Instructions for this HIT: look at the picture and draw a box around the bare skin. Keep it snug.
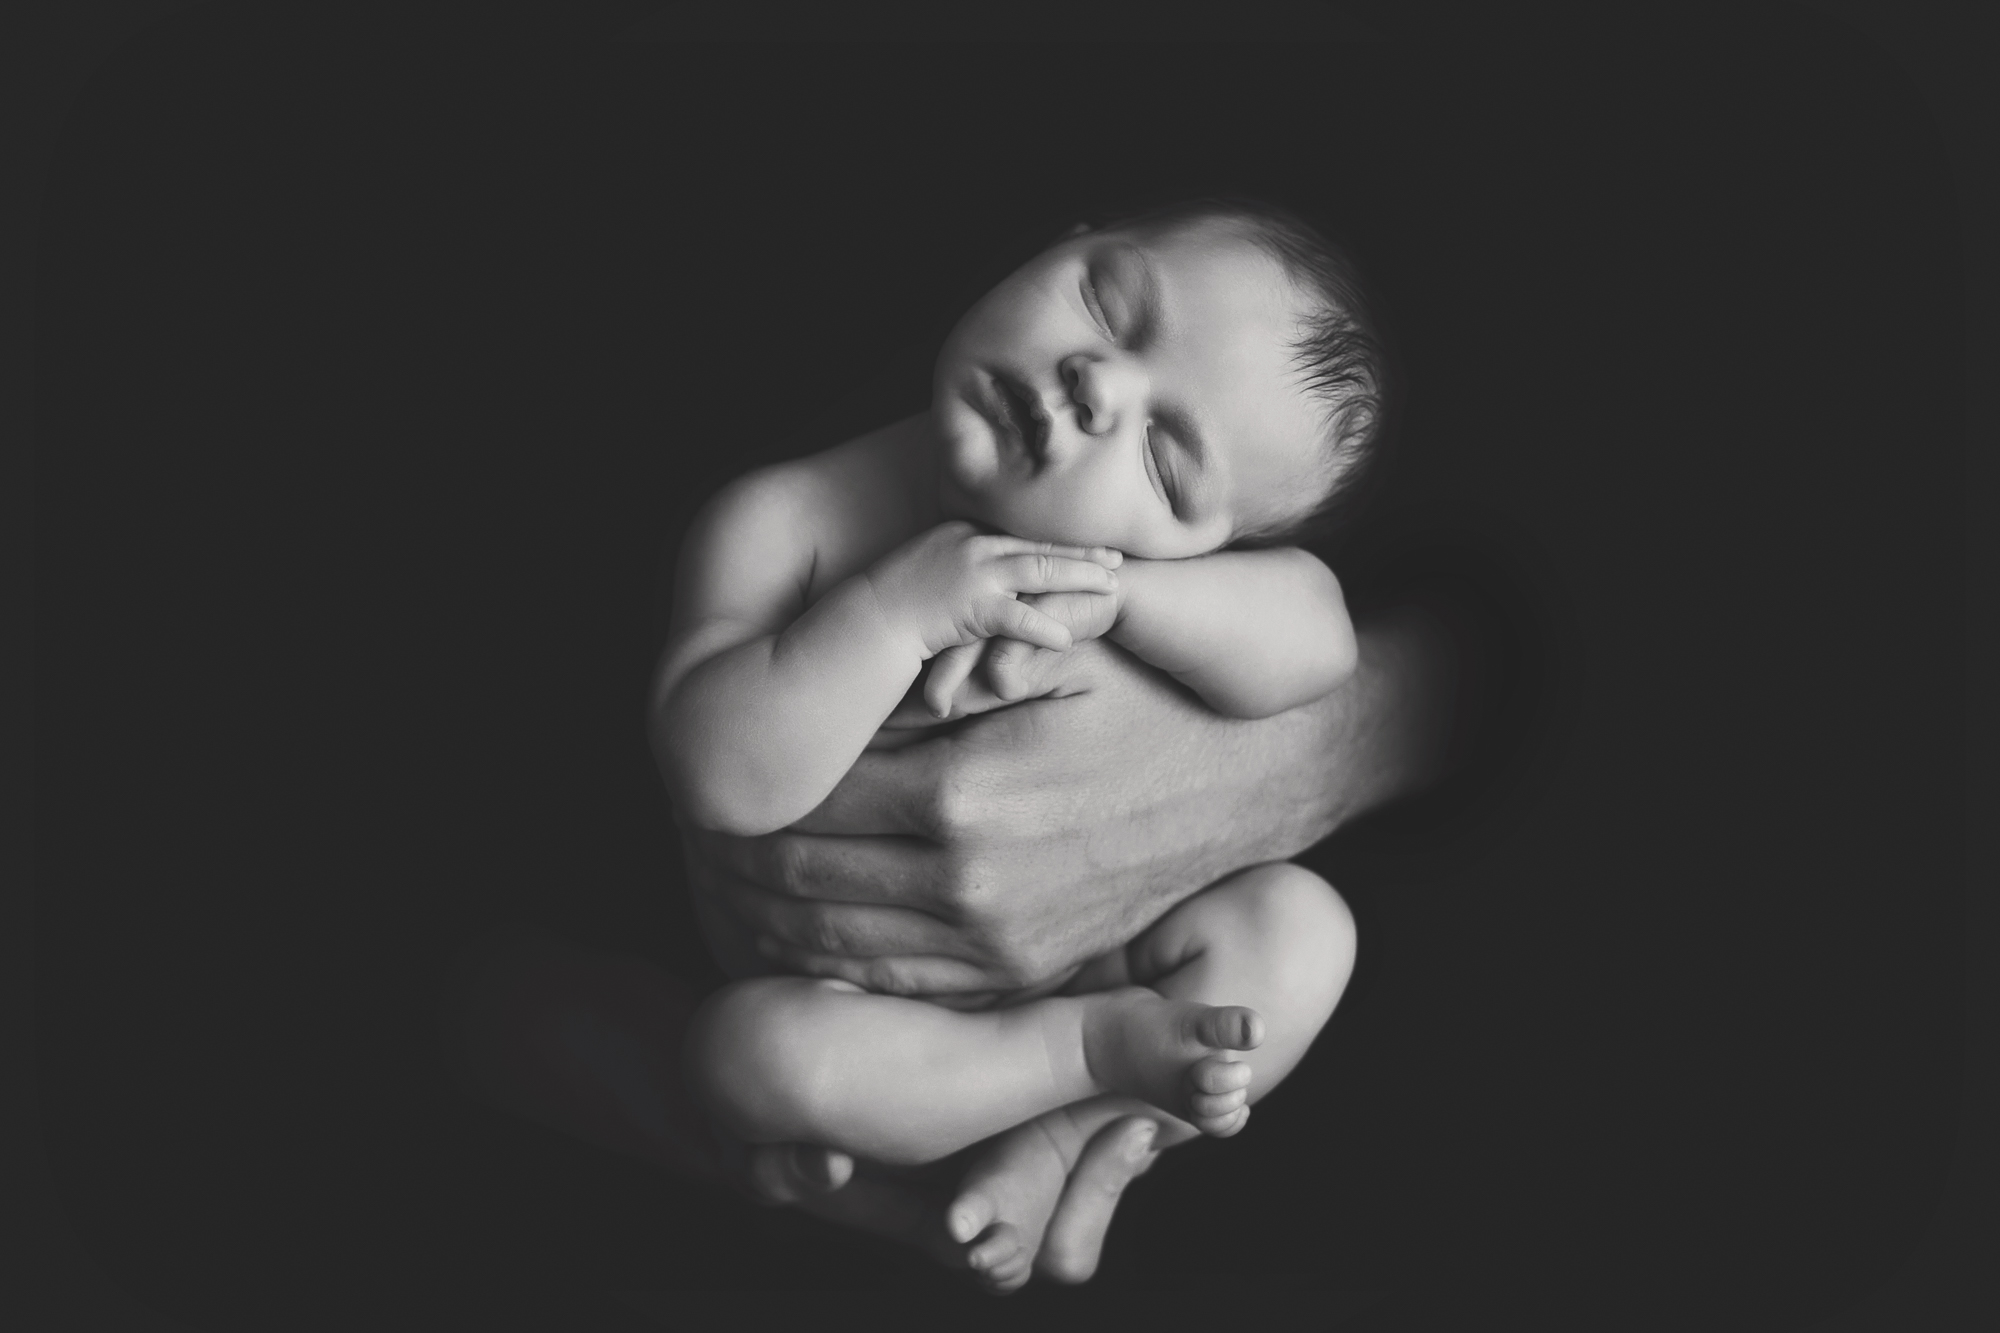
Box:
[688,861,1352,1162]
[437,926,1171,1282]
[678,611,1450,1288]
[440,608,1450,1287]
[444,219,1455,1287]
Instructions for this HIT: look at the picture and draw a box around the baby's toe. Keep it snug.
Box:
[1201,1104,1251,1138]
[1191,1054,1254,1095]
[968,1223,1024,1275]
[948,1191,999,1245]
[1193,1005,1264,1051]
[978,1251,1034,1294]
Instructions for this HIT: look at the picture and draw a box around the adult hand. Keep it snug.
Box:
[685,609,1451,997]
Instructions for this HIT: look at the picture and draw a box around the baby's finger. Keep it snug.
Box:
[1018,589,1121,643]
[984,535,1123,568]
[924,641,985,718]
[989,599,1073,653]
[996,553,1118,596]
[984,637,1048,702]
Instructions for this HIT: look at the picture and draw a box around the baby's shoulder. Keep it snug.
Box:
[684,436,914,600]
[693,457,822,544]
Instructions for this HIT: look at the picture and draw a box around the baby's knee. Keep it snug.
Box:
[1219,864,1357,1009]
[1211,861,1348,934]
[684,977,841,1144]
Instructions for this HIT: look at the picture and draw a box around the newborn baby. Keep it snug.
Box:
[652,197,1386,1291]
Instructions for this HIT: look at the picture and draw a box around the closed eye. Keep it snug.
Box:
[1080,273,1115,339]
[1143,424,1178,514]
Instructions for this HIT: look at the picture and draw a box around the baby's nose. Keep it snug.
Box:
[1061,355,1116,436]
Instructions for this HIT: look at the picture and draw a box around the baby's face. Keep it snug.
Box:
[932,217,1328,559]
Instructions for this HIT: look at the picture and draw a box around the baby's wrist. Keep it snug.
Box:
[1104,558,1156,626]
[850,571,936,665]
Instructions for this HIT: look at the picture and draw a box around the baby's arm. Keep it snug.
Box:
[1108,546,1357,718]
[651,469,1118,836]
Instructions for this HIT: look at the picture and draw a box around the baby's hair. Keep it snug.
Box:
[1087,195,1392,549]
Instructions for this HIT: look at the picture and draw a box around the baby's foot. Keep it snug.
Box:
[1186,1052,1255,1137]
[946,1117,1073,1293]
[1081,989,1263,1135]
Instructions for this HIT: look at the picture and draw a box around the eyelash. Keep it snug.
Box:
[1145,425,1179,515]
[1081,273,1114,338]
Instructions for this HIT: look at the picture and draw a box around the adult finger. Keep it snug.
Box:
[718,875,966,958]
[690,827,942,906]
[755,940,1004,996]
[783,746,957,838]
[1035,1117,1159,1285]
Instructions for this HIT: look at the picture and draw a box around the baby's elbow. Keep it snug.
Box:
[670,773,789,839]
[656,752,780,836]
[655,721,792,837]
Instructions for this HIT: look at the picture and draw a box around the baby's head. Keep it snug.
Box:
[932,196,1389,559]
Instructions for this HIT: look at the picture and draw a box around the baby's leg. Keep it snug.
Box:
[685,976,1259,1168]
[946,1093,1185,1292]
[943,866,1353,1281]
[1125,860,1357,1134]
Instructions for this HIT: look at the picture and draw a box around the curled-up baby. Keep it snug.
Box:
[653,197,1387,1292]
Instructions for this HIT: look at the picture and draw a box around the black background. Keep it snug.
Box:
[22,2,1982,1329]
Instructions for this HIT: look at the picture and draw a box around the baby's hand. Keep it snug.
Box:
[983,591,1123,703]
[867,521,1121,664]
[919,588,1126,719]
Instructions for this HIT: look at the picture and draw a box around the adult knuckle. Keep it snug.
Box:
[932,846,990,911]
[923,770,984,840]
